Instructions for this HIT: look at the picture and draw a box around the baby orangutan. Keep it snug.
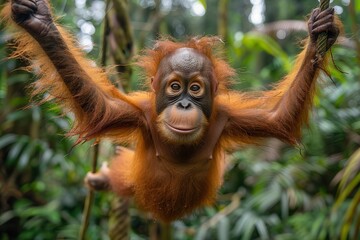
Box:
[4,0,340,222]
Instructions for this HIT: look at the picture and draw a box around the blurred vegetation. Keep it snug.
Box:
[1,0,360,239]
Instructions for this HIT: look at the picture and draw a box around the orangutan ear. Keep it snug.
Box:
[214,82,219,94]
[151,77,156,92]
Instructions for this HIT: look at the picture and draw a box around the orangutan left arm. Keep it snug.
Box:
[221,8,340,144]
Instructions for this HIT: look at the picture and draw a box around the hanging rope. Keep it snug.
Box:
[317,0,330,57]
[107,0,134,238]
[108,198,130,240]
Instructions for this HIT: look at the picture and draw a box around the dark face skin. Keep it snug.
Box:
[152,48,215,144]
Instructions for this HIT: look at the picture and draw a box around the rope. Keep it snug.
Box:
[317,0,330,57]
[107,0,134,237]
[108,198,130,240]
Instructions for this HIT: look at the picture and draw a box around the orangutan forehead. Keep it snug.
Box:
[167,48,212,75]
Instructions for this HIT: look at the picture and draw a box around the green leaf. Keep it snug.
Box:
[41,148,54,164]
[217,217,230,240]
[7,136,28,166]
[0,211,15,225]
[256,220,269,239]
[341,190,360,240]
[6,110,30,122]
[339,148,360,191]
[242,32,291,71]
[0,134,17,149]
[195,226,208,240]
[18,142,35,170]
[243,216,256,240]
[310,213,325,239]
[355,1,360,14]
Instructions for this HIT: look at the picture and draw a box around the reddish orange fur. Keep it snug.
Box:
[217,46,328,149]
[108,147,135,196]
[1,3,141,143]
[129,137,226,221]
[2,1,339,222]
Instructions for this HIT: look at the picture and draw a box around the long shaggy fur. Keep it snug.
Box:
[1,2,140,143]
[216,44,329,149]
[2,0,338,223]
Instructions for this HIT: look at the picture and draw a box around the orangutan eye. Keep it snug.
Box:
[189,81,205,98]
[190,84,201,92]
[166,81,183,96]
[171,83,181,91]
